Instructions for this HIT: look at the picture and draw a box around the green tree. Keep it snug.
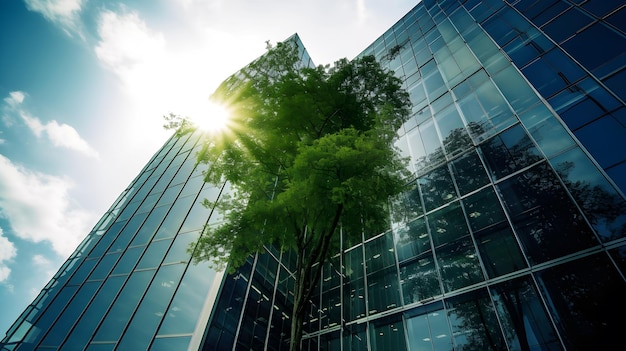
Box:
[171,41,411,350]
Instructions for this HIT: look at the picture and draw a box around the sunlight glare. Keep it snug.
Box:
[192,101,231,133]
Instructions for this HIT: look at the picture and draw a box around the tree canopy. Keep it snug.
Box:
[182,41,411,350]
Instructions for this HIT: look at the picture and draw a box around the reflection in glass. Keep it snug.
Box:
[490,276,563,351]
[367,267,401,314]
[419,165,457,211]
[428,202,469,247]
[394,217,431,262]
[551,147,626,242]
[400,254,441,304]
[474,223,527,278]
[535,254,626,349]
[405,304,453,351]
[116,264,185,350]
[450,151,490,196]
[446,289,506,351]
[463,187,506,232]
[497,163,598,264]
[480,124,542,181]
[369,315,407,351]
[436,237,484,292]
[158,262,217,335]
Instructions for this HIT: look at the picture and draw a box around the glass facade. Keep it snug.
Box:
[3,1,626,350]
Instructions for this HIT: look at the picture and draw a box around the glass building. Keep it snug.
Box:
[3,0,626,350]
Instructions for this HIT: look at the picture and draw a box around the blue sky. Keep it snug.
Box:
[0,0,418,337]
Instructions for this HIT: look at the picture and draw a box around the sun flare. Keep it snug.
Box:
[191,101,231,133]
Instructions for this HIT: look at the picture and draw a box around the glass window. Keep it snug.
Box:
[463,187,506,233]
[574,114,626,169]
[390,182,423,226]
[561,22,626,75]
[394,217,431,262]
[343,323,367,351]
[88,253,120,281]
[111,246,143,275]
[518,103,575,157]
[136,239,172,270]
[149,336,192,351]
[551,147,626,242]
[153,195,196,240]
[474,223,527,278]
[128,206,168,247]
[435,103,472,158]
[428,201,469,247]
[535,253,626,350]
[116,264,185,351]
[369,315,407,351]
[108,212,148,252]
[446,289,506,351]
[450,150,490,196]
[479,124,543,181]
[492,66,541,115]
[419,118,445,169]
[490,276,562,351]
[405,304,453,351]
[419,165,457,211]
[41,281,100,347]
[89,220,126,257]
[497,163,598,264]
[365,232,396,274]
[60,276,125,351]
[436,237,484,292]
[344,276,366,321]
[400,253,441,304]
[92,269,155,342]
[367,266,401,314]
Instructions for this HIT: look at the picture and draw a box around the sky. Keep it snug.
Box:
[0,0,418,337]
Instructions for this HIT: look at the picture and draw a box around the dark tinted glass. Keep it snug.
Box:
[400,253,441,304]
[535,253,626,350]
[497,163,598,264]
[490,276,563,351]
[474,223,527,278]
[463,187,506,232]
[367,266,401,314]
[436,237,484,292]
[394,217,431,262]
[419,165,457,211]
[450,150,490,195]
[446,289,506,351]
[480,124,542,180]
[428,201,469,247]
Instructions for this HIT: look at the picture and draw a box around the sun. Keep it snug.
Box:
[191,101,231,133]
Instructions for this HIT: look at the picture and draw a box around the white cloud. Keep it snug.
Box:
[5,91,25,107]
[95,10,166,74]
[2,91,99,158]
[24,0,85,39]
[0,155,96,257]
[0,227,17,283]
[19,112,99,158]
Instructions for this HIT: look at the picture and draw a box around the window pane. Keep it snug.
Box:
[436,237,484,292]
[480,124,543,181]
[474,223,527,278]
[450,150,490,196]
[116,264,185,351]
[369,315,407,351]
[428,202,469,247]
[463,187,506,233]
[551,147,626,242]
[367,266,401,314]
[490,276,562,351]
[419,165,457,211]
[400,253,441,304]
[497,163,599,264]
[446,289,506,351]
[394,217,431,262]
[535,253,626,350]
